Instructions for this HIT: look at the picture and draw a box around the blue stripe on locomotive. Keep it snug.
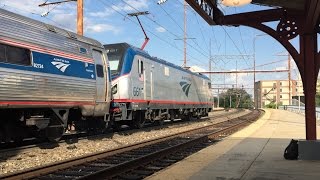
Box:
[114,45,210,81]
[0,51,96,80]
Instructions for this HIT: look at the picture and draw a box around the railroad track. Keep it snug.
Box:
[0,109,262,180]
[0,109,240,154]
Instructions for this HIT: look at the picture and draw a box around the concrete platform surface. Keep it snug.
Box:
[147,109,320,180]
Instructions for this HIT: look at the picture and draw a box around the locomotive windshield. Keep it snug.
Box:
[108,53,121,75]
[104,44,126,77]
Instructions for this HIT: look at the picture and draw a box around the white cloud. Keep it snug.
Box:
[110,0,148,12]
[0,0,120,35]
[275,66,287,70]
[89,7,114,18]
[122,0,148,11]
[156,27,166,33]
[89,0,149,18]
[0,0,43,15]
[86,24,120,34]
[51,13,77,31]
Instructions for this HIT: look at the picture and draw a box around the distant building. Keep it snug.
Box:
[254,80,304,108]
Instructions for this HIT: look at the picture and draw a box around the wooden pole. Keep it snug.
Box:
[77,0,83,35]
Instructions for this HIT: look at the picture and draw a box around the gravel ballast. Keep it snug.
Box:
[0,109,250,175]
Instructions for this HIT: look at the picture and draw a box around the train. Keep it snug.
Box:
[0,8,212,143]
[105,43,212,129]
[0,8,112,142]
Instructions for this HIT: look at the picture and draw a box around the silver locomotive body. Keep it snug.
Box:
[105,43,212,128]
[0,9,111,142]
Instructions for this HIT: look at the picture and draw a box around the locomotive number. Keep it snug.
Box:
[33,63,44,69]
[133,87,143,96]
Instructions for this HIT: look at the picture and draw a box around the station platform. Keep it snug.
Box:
[147,109,320,180]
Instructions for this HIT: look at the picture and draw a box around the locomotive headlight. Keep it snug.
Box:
[112,84,118,94]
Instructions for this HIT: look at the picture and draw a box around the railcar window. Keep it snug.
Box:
[138,60,144,75]
[141,61,144,73]
[164,66,169,76]
[96,64,104,78]
[0,43,31,65]
[6,46,31,65]
[0,44,5,62]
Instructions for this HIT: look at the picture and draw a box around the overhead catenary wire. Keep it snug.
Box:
[118,0,211,60]
[2,0,202,66]
[221,26,251,67]
[153,0,210,64]
[153,0,203,63]
[0,2,72,30]
[97,0,206,66]
[192,10,210,52]
[167,0,232,69]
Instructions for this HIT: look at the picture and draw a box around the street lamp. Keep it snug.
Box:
[253,34,267,109]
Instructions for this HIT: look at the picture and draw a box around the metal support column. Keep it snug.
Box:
[300,33,318,140]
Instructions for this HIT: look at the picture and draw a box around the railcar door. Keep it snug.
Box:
[93,50,108,116]
[141,60,152,100]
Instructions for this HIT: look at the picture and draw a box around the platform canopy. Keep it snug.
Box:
[252,0,304,10]
[185,0,320,140]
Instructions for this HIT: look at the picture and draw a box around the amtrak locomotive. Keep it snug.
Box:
[0,9,111,142]
[105,43,213,128]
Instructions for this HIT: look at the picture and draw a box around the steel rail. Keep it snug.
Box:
[80,110,262,179]
[0,108,233,154]
[0,109,260,180]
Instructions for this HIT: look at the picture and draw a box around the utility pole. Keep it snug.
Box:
[38,0,83,35]
[288,52,291,105]
[236,59,238,88]
[217,88,220,108]
[229,94,232,108]
[183,0,187,67]
[174,1,194,68]
[209,39,212,82]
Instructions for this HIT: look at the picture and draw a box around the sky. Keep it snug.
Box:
[0,0,303,96]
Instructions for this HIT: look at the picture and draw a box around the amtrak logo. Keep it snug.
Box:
[51,61,70,72]
[179,81,191,97]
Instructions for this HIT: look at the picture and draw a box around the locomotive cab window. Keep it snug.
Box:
[0,43,31,65]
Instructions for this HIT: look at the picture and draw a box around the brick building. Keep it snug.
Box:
[254,80,304,108]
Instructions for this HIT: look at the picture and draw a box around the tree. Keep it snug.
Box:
[218,88,253,109]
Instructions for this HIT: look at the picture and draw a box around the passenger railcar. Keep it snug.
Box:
[105,43,213,128]
[0,9,111,142]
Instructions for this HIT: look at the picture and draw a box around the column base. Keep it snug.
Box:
[298,140,320,160]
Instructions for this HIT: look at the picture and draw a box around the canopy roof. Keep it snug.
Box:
[185,0,320,140]
[252,0,305,10]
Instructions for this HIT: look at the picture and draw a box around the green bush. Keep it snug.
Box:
[264,102,278,109]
